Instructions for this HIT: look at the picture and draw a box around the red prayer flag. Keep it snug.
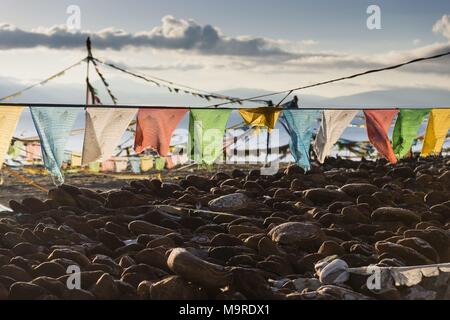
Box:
[364,109,399,164]
[134,108,188,156]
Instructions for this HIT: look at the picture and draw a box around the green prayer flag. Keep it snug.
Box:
[154,157,166,170]
[392,109,431,159]
[188,109,232,165]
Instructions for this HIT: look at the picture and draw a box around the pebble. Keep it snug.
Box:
[371,207,421,225]
[268,222,324,249]
[208,193,250,212]
[315,259,349,285]
[0,158,448,300]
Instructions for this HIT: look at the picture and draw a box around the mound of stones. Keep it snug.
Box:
[0,156,449,300]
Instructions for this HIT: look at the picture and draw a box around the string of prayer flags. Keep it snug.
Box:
[281,109,320,171]
[363,109,398,164]
[239,107,281,131]
[90,58,118,104]
[134,108,188,156]
[29,107,79,185]
[188,109,232,165]
[421,109,450,156]
[0,107,24,168]
[314,110,359,163]
[392,109,431,159]
[82,107,137,165]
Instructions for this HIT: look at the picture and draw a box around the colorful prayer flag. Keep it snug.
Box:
[314,110,358,163]
[0,107,23,167]
[392,109,430,159]
[188,109,232,165]
[134,108,187,156]
[364,109,398,164]
[141,156,154,172]
[82,107,137,165]
[30,107,79,185]
[421,109,450,156]
[239,107,281,131]
[281,109,320,171]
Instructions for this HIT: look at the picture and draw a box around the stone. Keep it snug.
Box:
[403,228,450,262]
[375,241,434,265]
[208,193,250,212]
[317,285,371,300]
[316,259,349,285]
[402,285,437,300]
[268,222,324,249]
[62,289,96,300]
[32,277,68,297]
[9,282,46,300]
[425,191,449,206]
[340,183,378,197]
[258,237,285,257]
[97,229,124,250]
[135,248,169,272]
[48,188,78,207]
[304,188,350,205]
[341,206,371,224]
[12,242,40,256]
[150,276,206,300]
[388,167,415,179]
[210,233,243,247]
[105,190,149,208]
[0,264,32,282]
[47,249,91,267]
[371,207,421,225]
[292,278,321,292]
[185,175,214,191]
[230,267,276,299]
[318,241,345,257]
[32,262,66,278]
[0,282,8,299]
[128,220,173,236]
[167,248,232,289]
[91,273,120,300]
[136,280,152,299]
[397,237,440,263]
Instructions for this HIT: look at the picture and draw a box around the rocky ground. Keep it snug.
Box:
[0,157,449,300]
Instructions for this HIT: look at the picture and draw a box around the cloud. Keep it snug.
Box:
[0,15,302,58]
[0,14,449,78]
[433,14,450,39]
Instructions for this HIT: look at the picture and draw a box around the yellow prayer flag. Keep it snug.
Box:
[141,156,154,172]
[71,153,82,167]
[421,109,450,157]
[239,107,282,131]
[0,107,23,167]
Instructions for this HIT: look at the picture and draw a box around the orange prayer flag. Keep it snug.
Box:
[364,109,398,164]
[134,108,188,156]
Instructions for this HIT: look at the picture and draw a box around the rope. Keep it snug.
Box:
[93,57,254,104]
[203,50,450,108]
[2,166,49,193]
[0,102,449,110]
[0,58,86,102]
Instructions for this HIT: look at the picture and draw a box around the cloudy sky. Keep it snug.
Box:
[0,0,450,107]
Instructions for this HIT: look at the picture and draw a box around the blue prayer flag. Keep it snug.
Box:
[281,109,321,171]
[30,107,80,185]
